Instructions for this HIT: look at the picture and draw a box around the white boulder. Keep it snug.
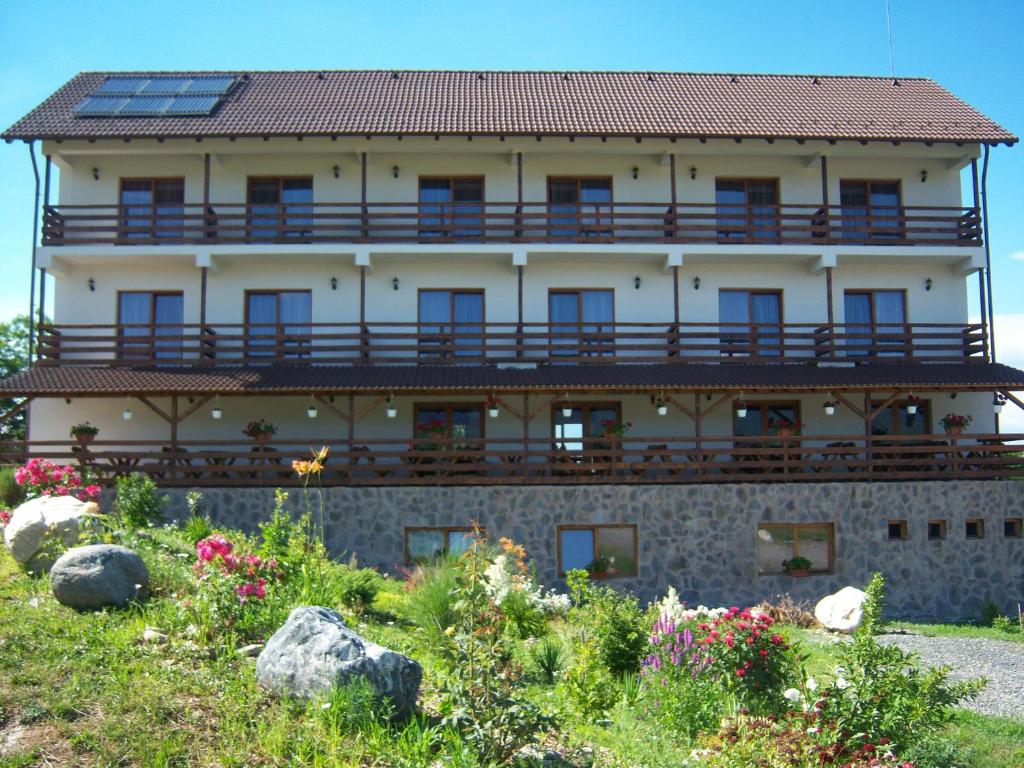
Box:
[814,586,867,633]
[3,495,101,570]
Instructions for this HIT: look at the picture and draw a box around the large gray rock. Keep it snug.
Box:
[815,586,867,633]
[3,496,101,571]
[256,606,422,716]
[50,544,149,610]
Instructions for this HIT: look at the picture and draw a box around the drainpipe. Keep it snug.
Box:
[26,141,41,363]
[980,144,996,363]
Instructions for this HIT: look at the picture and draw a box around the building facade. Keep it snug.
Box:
[2,71,1022,617]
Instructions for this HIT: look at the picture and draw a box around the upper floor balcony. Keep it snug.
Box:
[41,199,981,248]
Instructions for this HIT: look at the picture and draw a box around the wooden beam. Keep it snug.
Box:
[177,395,213,423]
[831,392,864,419]
[702,392,733,419]
[868,392,902,421]
[314,394,350,423]
[1000,390,1024,412]
[528,394,562,422]
[137,396,172,423]
[0,397,32,429]
[354,395,387,423]
[664,394,695,421]
[347,393,355,451]
[495,396,525,422]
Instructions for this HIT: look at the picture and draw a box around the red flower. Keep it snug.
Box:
[735,668,746,678]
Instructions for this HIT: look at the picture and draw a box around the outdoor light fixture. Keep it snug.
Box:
[906,397,918,415]
[924,278,933,291]
[631,166,639,180]
[634,275,642,290]
[735,394,747,419]
[693,276,701,290]
[88,278,96,292]
[211,406,223,420]
[332,165,340,178]
[392,165,400,179]
[562,396,573,419]
[823,398,836,416]
[689,166,697,180]
[654,393,668,416]
[307,401,318,419]
[330,276,338,290]
[92,167,99,181]
[386,396,397,419]
[487,395,500,419]
[392,277,399,291]
[122,407,133,421]
[994,394,1006,414]
[920,169,928,183]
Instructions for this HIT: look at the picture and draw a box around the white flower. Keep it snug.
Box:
[806,726,819,734]
[783,688,803,703]
[835,676,849,690]
[806,677,818,692]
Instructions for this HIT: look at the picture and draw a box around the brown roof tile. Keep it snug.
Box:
[3,363,1023,396]
[3,70,1016,145]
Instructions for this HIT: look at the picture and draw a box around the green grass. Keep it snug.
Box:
[945,710,1024,768]
[884,620,1024,644]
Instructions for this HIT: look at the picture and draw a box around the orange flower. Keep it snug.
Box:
[294,446,329,477]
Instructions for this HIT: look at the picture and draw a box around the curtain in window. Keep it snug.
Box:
[560,529,595,572]
[844,293,872,357]
[874,291,906,357]
[280,292,312,357]
[452,292,484,358]
[748,181,778,240]
[153,181,184,238]
[119,292,151,357]
[718,290,749,350]
[579,180,612,235]
[549,180,579,237]
[550,292,579,358]
[839,182,869,240]
[869,183,901,239]
[582,290,613,357]
[419,179,450,237]
[153,294,183,360]
[281,180,313,237]
[751,293,781,356]
[247,180,280,240]
[247,293,278,356]
[418,290,451,357]
[715,180,746,239]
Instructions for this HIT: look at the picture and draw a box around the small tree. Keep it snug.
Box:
[0,315,35,441]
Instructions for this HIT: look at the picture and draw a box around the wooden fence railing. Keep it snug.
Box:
[35,321,987,366]
[42,202,981,247]
[2,433,1019,487]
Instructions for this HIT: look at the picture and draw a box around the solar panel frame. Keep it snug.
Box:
[94,78,147,95]
[73,96,131,116]
[73,75,238,118]
[138,78,192,95]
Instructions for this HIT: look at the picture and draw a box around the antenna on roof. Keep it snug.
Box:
[884,0,896,79]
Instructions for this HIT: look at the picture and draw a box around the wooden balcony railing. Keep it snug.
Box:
[1,433,1019,487]
[41,202,982,247]
[34,321,988,367]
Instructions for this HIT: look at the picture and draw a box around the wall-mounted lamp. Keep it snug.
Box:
[386,396,397,419]
[631,166,639,180]
[924,278,933,292]
[692,276,701,291]
[392,165,400,179]
[87,278,96,292]
[392,277,399,291]
[689,166,697,180]
[735,394,747,419]
[330,276,338,291]
[634,275,642,290]
[92,167,99,181]
[920,169,928,183]
[993,394,1006,414]
[332,165,340,179]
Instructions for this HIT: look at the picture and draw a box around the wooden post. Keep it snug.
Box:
[170,395,179,482]
[515,151,523,237]
[200,266,208,328]
[971,159,989,361]
[820,155,830,239]
[669,153,678,238]
[863,390,872,478]
[825,265,835,358]
[360,152,368,238]
[347,393,355,453]
[359,265,368,359]
[522,393,530,480]
[516,264,524,357]
[694,392,703,476]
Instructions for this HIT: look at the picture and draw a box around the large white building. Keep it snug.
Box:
[2,71,1022,608]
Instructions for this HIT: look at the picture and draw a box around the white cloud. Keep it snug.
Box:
[990,313,1024,434]
[1009,251,1024,262]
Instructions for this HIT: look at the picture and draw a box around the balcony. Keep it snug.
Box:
[41,201,982,247]
[1,432,1020,487]
[35,321,988,367]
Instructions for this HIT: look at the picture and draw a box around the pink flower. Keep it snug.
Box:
[235,578,268,602]
[735,668,746,678]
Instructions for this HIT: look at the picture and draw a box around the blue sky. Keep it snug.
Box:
[1,0,1021,345]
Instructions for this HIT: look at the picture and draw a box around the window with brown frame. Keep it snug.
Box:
[928,519,947,541]
[733,401,801,438]
[844,290,908,358]
[718,289,783,357]
[245,290,312,360]
[418,177,484,239]
[871,399,931,436]
[117,291,184,361]
[412,403,485,447]
[965,519,985,539]
[551,402,622,452]
[1005,518,1023,539]
[417,289,485,359]
[404,526,482,564]
[839,180,903,241]
[887,520,909,541]
[119,178,184,240]
[757,523,834,575]
[547,177,613,238]
[715,178,779,241]
[549,289,614,358]
[557,524,637,577]
[246,177,313,240]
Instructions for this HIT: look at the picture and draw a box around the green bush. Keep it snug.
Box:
[568,573,648,675]
[0,465,25,509]
[979,599,1001,627]
[112,473,168,528]
[561,637,619,717]
[401,558,460,644]
[499,587,548,639]
[333,565,383,612]
[529,635,566,684]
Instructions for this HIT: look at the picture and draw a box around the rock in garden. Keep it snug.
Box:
[49,544,150,610]
[814,586,867,633]
[3,496,101,570]
[256,606,422,716]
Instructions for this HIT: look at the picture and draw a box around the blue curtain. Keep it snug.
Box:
[560,529,595,571]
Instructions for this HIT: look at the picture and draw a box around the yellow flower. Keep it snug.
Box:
[292,460,311,477]
[293,446,329,477]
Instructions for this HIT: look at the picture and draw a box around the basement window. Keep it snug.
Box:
[965,519,985,540]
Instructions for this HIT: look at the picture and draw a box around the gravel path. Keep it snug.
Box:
[878,632,1024,719]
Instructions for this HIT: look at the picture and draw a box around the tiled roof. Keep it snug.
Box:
[4,363,1023,396]
[3,70,1016,145]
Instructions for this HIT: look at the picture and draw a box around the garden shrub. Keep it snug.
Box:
[113,472,168,528]
[497,587,548,639]
[13,458,101,502]
[529,635,566,684]
[979,599,1001,627]
[402,557,460,644]
[567,571,650,675]
[0,465,26,509]
[561,636,619,717]
[332,564,383,612]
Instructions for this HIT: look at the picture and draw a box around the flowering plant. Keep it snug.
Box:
[69,422,99,438]
[939,412,972,431]
[243,418,277,437]
[599,419,632,438]
[768,416,804,435]
[14,458,101,503]
[0,509,11,528]
[783,555,813,574]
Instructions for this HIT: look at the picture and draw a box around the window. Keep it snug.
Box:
[552,402,622,452]
[245,290,312,359]
[549,289,614,358]
[757,523,834,575]
[927,520,947,541]
[840,180,902,241]
[548,178,613,238]
[405,527,480,564]
[715,179,779,241]
[247,177,313,240]
[413,403,484,446]
[871,399,930,436]
[965,519,985,539]
[1004,518,1022,539]
[718,290,782,356]
[557,524,637,577]
[733,402,800,438]
[418,177,484,239]
[887,520,908,541]
[119,178,184,240]
[117,291,184,361]
[844,291,907,358]
[418,290,484,358]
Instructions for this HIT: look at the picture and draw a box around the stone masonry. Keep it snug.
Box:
[156,481,1024,621]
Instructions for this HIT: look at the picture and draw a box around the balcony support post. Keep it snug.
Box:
[360,152,369,239]
[522,393,530,480]
[170,395,179,483]
[347,393,355,454]
[693,393,703,477]
[971,158,989,361]
[200,267,208,328]
[515,152,523,238]
[359,265,368,359]
[825,265,834,357]
[863,390,872,478]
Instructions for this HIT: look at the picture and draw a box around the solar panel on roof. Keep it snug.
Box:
[73,75,237,118]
